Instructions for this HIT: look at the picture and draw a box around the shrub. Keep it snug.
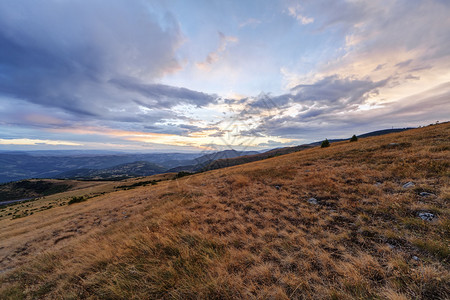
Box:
[174,171,194,179]
[350,135,358,142]
[321,139,330,148]
[67,196,86,205]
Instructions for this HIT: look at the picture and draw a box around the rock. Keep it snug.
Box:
[402,182,415,188]
[418,212,436,221]
[275,185,281,190]
[412,256,419,261]
[307,198,318,205]
[419,192,434,197]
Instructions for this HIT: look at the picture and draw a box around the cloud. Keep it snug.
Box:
[286,4,314,25]
[248,75,389,113]
[196,32,238,69]
[374,64,386,71]
[311,0,450,73]
[110,78,217,109]
[405,74,420,81]
[256,139,295,148]
[0,0,219,125]
[208,131,226,137]
[245,93,287,110]
[280,0,450,132]
[290,75,389,105]
[239,18,262,28]
[0,138,82,146]
[395,59,413,68]
[230,74,393,142]
[240,81,450,141]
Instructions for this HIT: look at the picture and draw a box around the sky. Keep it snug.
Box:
[0,0,449,152]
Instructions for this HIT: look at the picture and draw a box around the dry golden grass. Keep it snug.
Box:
[1,123,449,299]
[0,173,175,272]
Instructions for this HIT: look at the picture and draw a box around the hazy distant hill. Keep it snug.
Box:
[0,152,199,183]
[193,149,260,164]
[167,149,260,172]
[56,161,166,180]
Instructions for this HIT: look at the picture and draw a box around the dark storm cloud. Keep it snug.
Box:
[0,0,216,124]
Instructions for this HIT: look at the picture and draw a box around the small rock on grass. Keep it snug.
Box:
[419,192,435,197]
[307,198,318,205]
[402,182,415,188]
[418,212,436,221]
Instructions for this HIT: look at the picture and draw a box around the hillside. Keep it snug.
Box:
[202,145,314,171]
[0,180,72,203]
[0,123,449,299]
[167,149,260,172]
[55,161,166,180]
[305,128,414,146]
[174,129,414,173]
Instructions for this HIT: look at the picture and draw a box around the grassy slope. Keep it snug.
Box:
[0,180,116,222]
[1,124,449,299]
[0,173,175,268]
[202,145,314,172]
[0,179,74,202]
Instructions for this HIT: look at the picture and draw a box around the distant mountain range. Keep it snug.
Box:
[0,152,198,183]
[0,128,413,182]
